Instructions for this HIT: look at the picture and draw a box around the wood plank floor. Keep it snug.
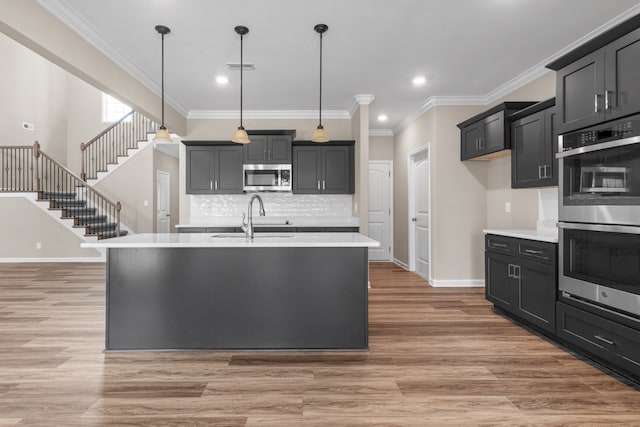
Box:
[1,262,639,426]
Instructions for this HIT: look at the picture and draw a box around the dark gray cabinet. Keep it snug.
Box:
[510,99,557,188]
[549,25,640,133]
[458,102,536,160]
[485,234,557,334]
[292,143,354,194]
[185,145,243,194]
[243,135,292,164]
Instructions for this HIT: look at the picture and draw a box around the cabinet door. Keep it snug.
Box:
[292,147,322,193]
[460,122,483,160]
[214,146,243,194]
[605,27,640,121]
[556,49,606,133]
[511,111,546,188]
[243,135,268,164]
[323,146,352,194]
[516,259,556,334]
[485,252,516,310]
[186,146,214,194]
[482,111,506,154]
[268,136,292,164]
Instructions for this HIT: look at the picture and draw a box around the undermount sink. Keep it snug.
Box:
[209,233,293,239]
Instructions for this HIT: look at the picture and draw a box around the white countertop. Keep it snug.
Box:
[81,232,380,248]
[176,216,359,228]
[483,228,558,243]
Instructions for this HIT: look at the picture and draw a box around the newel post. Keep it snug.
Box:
[80,142,86,181]
[33,141,41,192]
[116,201,122,237]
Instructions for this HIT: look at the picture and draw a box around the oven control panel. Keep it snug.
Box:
[562,114,640,151]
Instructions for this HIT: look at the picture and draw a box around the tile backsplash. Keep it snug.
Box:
[191,193,353,219]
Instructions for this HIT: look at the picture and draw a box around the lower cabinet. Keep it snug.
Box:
[485,234,557,334]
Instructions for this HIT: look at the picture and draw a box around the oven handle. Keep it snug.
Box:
[558,222,640,235]
[556,135,640,159]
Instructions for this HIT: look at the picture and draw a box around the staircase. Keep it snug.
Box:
[0,143,125,240]
[81,110,158,184]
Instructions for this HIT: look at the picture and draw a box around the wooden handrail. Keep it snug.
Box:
[81,109,135,151]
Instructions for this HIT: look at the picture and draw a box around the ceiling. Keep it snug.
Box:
[38,0,640,133]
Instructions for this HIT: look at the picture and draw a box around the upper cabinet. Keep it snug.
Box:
[292,141,354,194]
[457,102,536,161]
[547,17,640,133]
[184,142,243,195]
[243,131,294,164]
[510,98,558,188]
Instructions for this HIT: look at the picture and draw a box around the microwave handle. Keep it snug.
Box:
[557,222,640,235]
[556,135,640,159]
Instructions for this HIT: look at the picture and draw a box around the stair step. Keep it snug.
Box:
[76,215,108,225]
[97,230,128,240]
[87,223,118,234]
[63,207,97,216]
[41,191,76,200]
[53,200,86,208]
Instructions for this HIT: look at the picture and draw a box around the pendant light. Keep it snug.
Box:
[311,24,330,143]
[153,24,172,143]
[231,26,250,144]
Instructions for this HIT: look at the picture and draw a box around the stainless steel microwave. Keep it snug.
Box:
[243,164,292,192]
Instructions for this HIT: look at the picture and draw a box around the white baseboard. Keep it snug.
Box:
[429,278,485,288]
[393,258,409,270]
[0,257,105,263]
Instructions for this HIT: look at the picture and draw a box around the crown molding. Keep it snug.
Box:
[187,109,351,120]
[354,94,375,105]
[392,96,485,134]
[37,0,189,116]
[369,129,394,137]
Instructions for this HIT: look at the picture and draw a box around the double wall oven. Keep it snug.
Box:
[557,113,640,318]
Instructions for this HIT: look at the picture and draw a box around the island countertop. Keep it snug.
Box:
[82,232,380,249]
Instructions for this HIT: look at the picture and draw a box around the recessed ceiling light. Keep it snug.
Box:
[378,114,388,122]
[216,75,229,84]
[412,76,426,85]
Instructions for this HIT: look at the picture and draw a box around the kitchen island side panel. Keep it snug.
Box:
[106,247,368,350]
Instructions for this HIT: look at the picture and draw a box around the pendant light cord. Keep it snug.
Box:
[240,33,244,128]
[161,32,165,128]
[319,31,323,127]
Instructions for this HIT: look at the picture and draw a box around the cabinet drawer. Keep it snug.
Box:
[516,239,556,265]
[557,302,640,377]
[486,235,514,254]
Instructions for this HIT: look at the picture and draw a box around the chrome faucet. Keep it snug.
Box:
[241,194,266,239]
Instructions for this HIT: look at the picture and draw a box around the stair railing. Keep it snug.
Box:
[1,142,122,237]
[80,110,158,181]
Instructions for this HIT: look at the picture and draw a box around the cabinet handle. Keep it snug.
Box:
[545,164,551,178]
[594,94,600,113]
[524,249,543,255]
[594,335,615,346]
[479,138,484,149]
[604,90,610,111]
[210,180,213,190]
[317,180,320,190]
[538,165,543,179]
[508,263,513,278]
[492,242,507,248]
[513,265,521,279]
[323,180,326,190]
[215,181,218,190]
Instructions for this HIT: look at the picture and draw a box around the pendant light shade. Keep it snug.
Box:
[153,25,172,143]
[311,24,330,143]
[231,25,250,144]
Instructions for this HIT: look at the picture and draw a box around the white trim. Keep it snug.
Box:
[368,160,393,261]
[187,109,351,120]
[0,257,104,263]
[393,96,486,134]
[36,0,189,117]
[369,129,394,137]
[393,259,409,270]
[354,94,375,105]
[428,278,485,288]
[87,140,152,186]
[407,144,430,278]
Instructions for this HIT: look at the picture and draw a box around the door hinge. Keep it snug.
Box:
[388,171,391,177]
[388,247,391,253]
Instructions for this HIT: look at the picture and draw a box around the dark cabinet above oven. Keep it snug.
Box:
[547,16,640,133]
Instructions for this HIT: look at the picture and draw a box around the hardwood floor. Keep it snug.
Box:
[0,261,639,426]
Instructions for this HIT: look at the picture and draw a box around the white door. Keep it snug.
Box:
[410,149,430,280]
[157,170,170,233]
[368,161,392,261]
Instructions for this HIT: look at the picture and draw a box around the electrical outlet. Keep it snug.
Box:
[505,202,511,213]
[22,122,35,131]
[143,200,149,207]
[36,242,41,250]
[354,202,358,213]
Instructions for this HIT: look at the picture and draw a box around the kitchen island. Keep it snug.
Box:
[82,232,379,351]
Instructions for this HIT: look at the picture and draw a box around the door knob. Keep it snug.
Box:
[411,217,417,222]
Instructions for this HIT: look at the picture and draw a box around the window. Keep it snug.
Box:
[101,93,132,123]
